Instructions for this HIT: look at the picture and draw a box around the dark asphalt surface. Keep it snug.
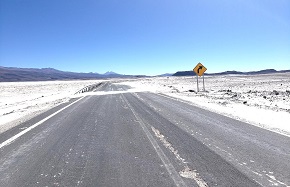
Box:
[0,82,289,187]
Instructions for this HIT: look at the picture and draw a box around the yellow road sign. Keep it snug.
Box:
[193,62,207,76]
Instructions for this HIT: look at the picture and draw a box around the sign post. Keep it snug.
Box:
[203,74,205,91]
[197,75,199,92]
[193,62,207,92]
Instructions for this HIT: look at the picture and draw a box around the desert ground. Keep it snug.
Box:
[1,73,289,136]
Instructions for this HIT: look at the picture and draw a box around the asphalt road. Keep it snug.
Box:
[0,82,289,187]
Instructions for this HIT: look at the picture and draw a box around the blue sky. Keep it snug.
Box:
[0,0,289,75]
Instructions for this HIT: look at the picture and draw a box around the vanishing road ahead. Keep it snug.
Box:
[0,82,289,187]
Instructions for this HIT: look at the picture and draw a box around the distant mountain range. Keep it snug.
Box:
[157,73,174,77]
[103,71,120,76]
[1,66,289,82]
[172,69,290,76]
[0,67,137,82]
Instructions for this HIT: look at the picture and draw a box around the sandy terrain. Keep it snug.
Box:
[0,73,289,136]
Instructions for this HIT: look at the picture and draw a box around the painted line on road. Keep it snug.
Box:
[0,96,86,149]
[121,93,187,187]
[131,92,208,187]
[151,126,208,187]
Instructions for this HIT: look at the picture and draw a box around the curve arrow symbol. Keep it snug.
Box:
[197,66,203,74]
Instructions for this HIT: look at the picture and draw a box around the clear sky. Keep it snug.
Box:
[0,0,289,75]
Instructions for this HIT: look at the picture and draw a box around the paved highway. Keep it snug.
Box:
[0,82,289,187]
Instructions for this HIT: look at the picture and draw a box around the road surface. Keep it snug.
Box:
[0,82,289,187]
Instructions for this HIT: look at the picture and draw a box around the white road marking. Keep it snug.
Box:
[0,96,85,149]
[151,126,208,187]
[121,93,187,187]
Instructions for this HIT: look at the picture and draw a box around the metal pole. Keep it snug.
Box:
[203,74,205,91]
[197,75,199,92]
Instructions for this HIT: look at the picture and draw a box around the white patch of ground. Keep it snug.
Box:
[0,80,104,133]
[119,73,290,136]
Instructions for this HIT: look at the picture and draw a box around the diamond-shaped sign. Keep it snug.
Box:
[193,62,207,76]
